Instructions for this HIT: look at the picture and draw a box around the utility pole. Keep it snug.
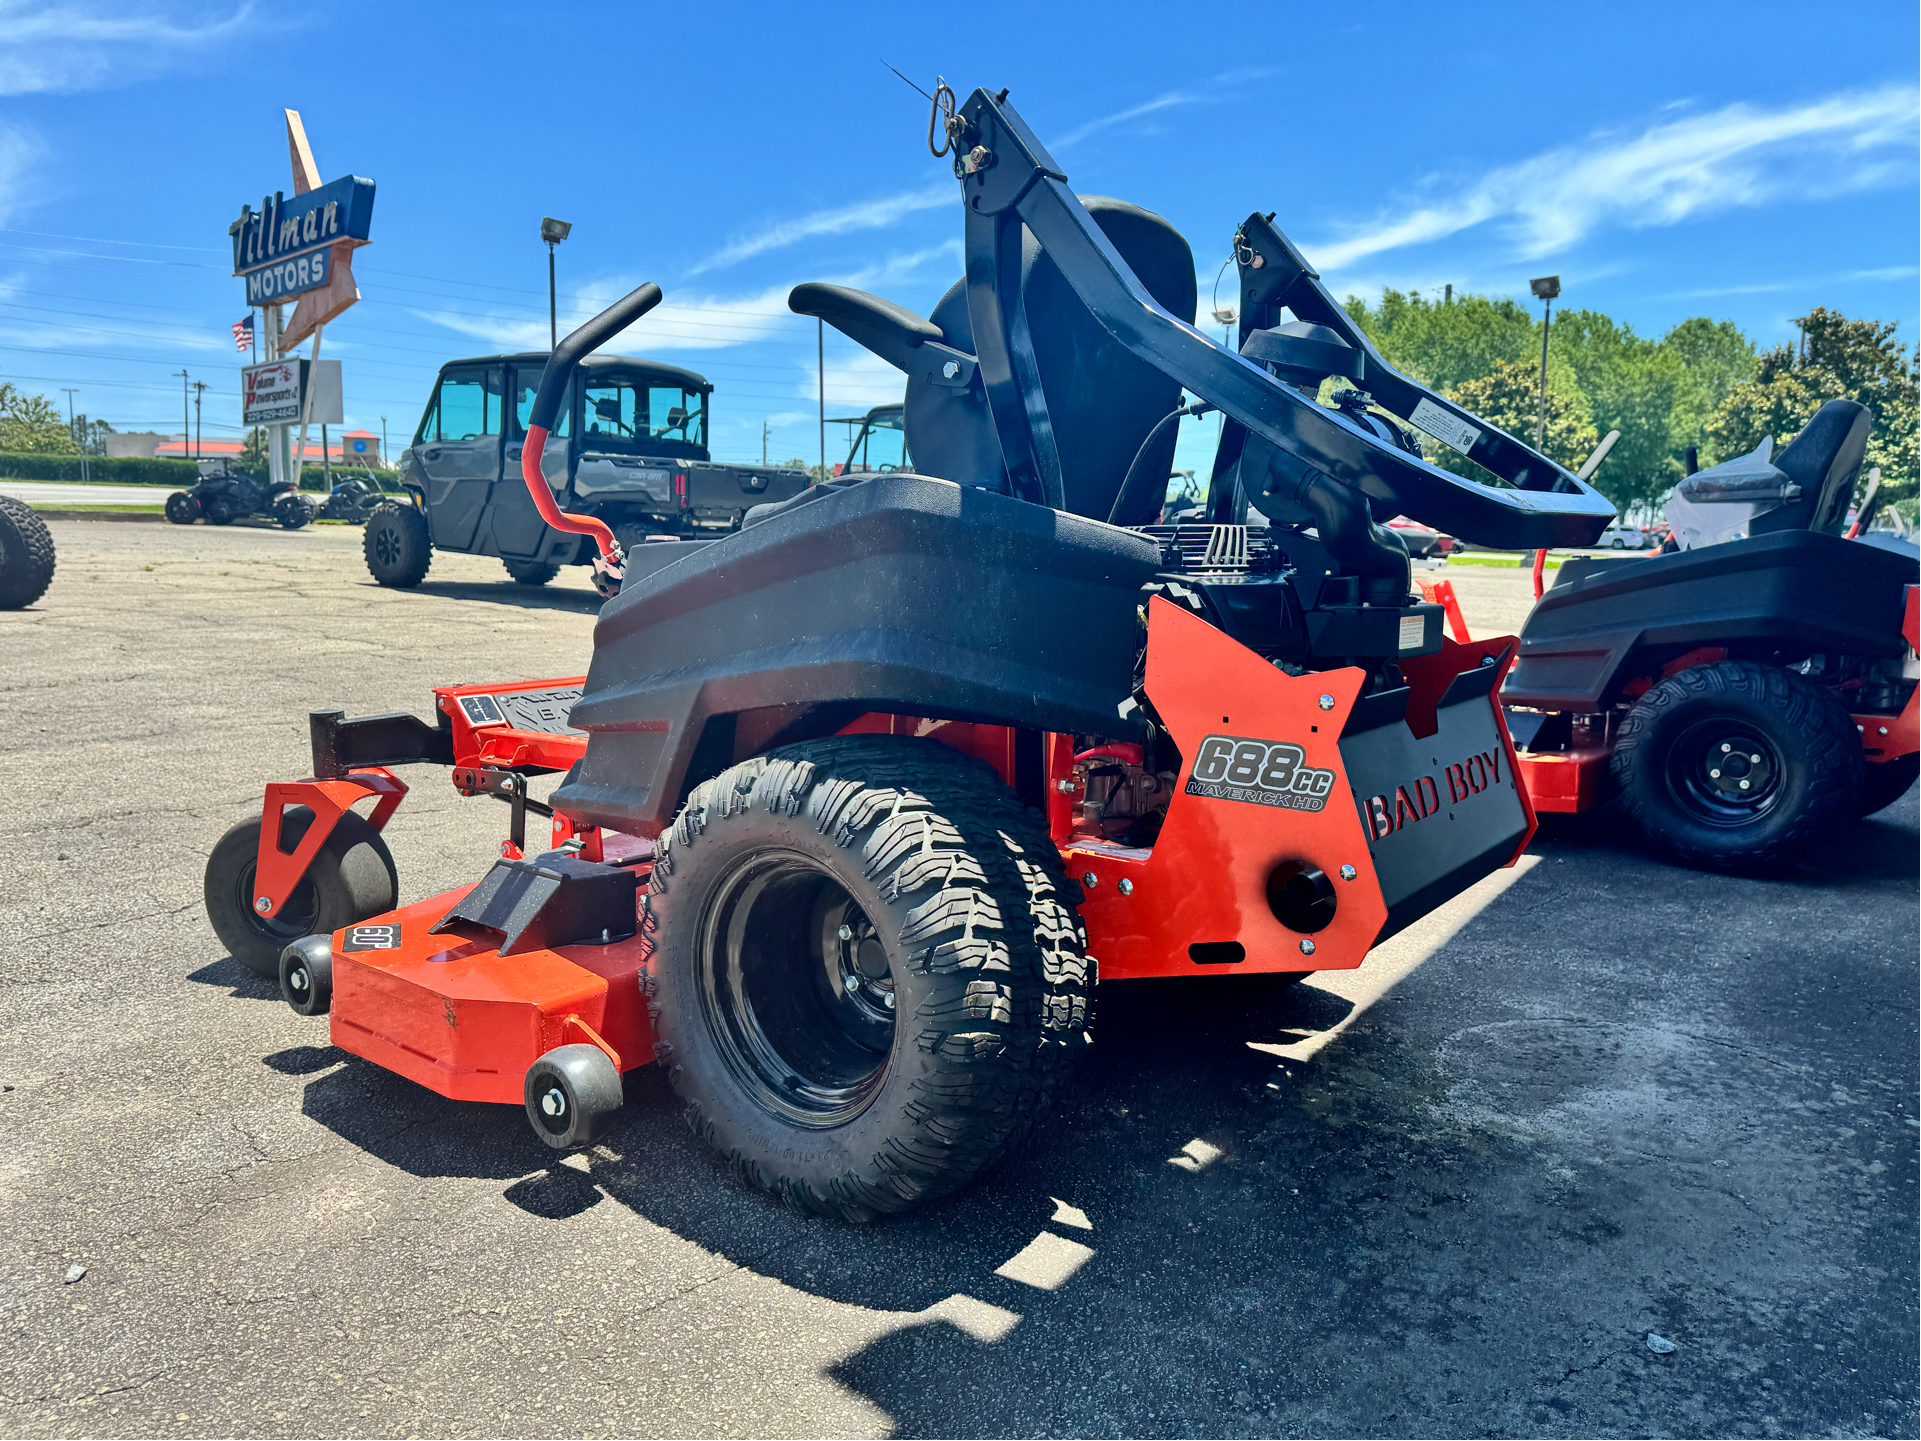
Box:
[762,419,770,467]
[1529,276,1560,452]
[60,388,84,482]
[380,416,388,470]
[193,381,208,460]
[174,369,191,463]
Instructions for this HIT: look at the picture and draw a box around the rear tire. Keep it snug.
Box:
[0,495,56,609]
[165,491,200,525]
[503,559,560,586]
[1612,659,1863,873]
[274,494,311,530]
[363,502,432,588]
[1857,753,1919,817]
[203,809,399,977]
[643,736,1089,1221]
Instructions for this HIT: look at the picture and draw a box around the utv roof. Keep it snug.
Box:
[441,352,712,393]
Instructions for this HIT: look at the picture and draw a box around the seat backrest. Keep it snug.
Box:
[904,195,1197,522]
[1750,398,1873,537]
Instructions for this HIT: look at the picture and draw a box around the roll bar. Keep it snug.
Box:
[520,282,664,566]
[948,89,1614,550]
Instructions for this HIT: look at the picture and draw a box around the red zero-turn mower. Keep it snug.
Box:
[204,86,1615,1219]
[1419,401,1919,873]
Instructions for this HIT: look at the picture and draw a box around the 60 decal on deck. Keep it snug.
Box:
[1186,734,1338,812]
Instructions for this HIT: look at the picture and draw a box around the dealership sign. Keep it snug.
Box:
[242,359,306,425]
[229,174,375,302]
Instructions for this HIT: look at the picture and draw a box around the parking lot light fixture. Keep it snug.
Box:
[541,218,573,350]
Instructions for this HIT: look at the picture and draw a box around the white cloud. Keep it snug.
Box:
[1309,86,1921,273]
[0,2,255,95]
[1051,90,1203,150]
[689,184,953,276]
[0,121,40,226]
[811,348,909,412]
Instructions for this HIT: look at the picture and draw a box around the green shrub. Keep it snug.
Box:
[0,454,202,485]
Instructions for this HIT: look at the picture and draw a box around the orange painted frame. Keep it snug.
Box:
[1854,585,1919,764]
[254,768,408,919]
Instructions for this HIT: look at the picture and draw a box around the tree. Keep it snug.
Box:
[0,382,81,454]
[1342,288,1536,392]
[1709,310,1918,503]
[1548,309,1694,510]
[1660,317,1756,463]
[240,426,271,468]
[1443,358,1598,477]
[69,414,114,456]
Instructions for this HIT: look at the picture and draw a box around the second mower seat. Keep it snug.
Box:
[1750,397,1873,537]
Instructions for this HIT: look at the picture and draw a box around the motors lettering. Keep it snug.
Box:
[1364,748,1506,839]
[1187,734,1336,813]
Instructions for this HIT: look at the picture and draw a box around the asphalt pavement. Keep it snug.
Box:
[1,521,1914,1439]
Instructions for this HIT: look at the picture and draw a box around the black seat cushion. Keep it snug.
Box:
[1751,398,1873,537]
[903,195,1197,523]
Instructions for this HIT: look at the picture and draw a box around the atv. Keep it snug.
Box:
[165,458,313,530]
[314,470,400,524]
[206,86,1612,1220]
[1486,406,1919,872]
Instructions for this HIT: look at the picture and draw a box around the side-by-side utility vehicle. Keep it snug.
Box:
[363,352,810,588]
[207,86,1614,1220]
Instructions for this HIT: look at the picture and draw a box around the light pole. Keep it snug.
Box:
[541,217,572,350]
[380,416,388,470]
[174,369,190,463]
[193,381,208,460]
[1529,275,1560,452]
[60,388,84,482]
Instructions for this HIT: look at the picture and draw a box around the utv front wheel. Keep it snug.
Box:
[643,737,1090,1221]
[203,809,399,977]
[1612,659,1863,873]
[503,559,560,586]
[363,502,432,588]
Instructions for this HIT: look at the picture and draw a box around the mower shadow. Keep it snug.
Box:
[185,956,280,1001]
[372,579,603,614]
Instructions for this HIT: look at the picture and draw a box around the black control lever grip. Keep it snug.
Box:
[528,283,663,433]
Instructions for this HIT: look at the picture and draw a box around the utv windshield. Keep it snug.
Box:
[581,371,708,458]
[842,409,909,473]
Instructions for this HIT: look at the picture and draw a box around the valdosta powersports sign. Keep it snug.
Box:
[229,175,375,304]
[242,359,306,424]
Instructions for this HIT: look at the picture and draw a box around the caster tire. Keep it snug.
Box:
[0,495,56,609]
[363,502,432,588]
[274,495,311,530]
[1612,659,1864,874]
[164,491,200,525]
[279,935,334,1016]
[643,735,1090,1221]
[525,1044,624,1149]
[1857,753,1919,818]
[503,559,560,586]
[203,808,399,978]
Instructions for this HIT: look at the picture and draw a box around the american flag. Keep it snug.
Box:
[231,315,254,353]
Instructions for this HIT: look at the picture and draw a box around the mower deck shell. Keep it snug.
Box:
[328,886,653,1106]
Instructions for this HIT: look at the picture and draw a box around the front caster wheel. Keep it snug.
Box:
[524,1044,623,1149]
[278,935,334,1016]
[203,809,399,978]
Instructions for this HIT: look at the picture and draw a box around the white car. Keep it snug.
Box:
[1598,523,1646,549]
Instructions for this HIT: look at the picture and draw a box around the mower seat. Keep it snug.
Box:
[791,195,1197,524]
[1750,398,1872,537]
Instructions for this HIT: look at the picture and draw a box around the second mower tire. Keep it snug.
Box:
[363,502,432,588]
[503,558,560,586]
[643,735,1090,1221]
[164,491,200,525]
[1612,659,1864,873]
[0,495,56,609]
[1856,752,1919,817]
[525,1044,625,1149]
[203,808,399,978]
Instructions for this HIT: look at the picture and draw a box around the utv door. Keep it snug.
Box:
[493,361,573,558]
[415,365,505,550]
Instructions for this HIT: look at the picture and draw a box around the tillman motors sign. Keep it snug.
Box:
[229,174,375,305]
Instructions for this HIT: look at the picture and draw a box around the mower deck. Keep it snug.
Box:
[328,883,655,1106]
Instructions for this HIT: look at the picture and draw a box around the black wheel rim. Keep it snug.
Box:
[697,849,895,1129]
[372,523,401,567]
[233,856,319,944]
[1664,719,1783,827]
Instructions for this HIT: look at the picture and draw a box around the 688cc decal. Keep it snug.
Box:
[1186,735,1337,812]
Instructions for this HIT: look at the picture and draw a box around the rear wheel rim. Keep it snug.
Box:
[235,856,319,943]
[372,523,401,567]
[1664,719,1783,827]
[697,849,895,1129]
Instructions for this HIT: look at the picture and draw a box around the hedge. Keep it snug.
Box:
[0,453,202,485]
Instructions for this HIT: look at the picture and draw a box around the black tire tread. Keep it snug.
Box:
[642,735,1089,1220]
[1612,658,1863,873]
[503,559,560,586]
[0,494,56,609]
[203,809,399,977]
[362,502,432,588]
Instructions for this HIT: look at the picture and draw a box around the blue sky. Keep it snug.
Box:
[0,0,1915,476]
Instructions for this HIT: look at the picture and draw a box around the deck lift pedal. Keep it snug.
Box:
[205,85,1614,1219]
